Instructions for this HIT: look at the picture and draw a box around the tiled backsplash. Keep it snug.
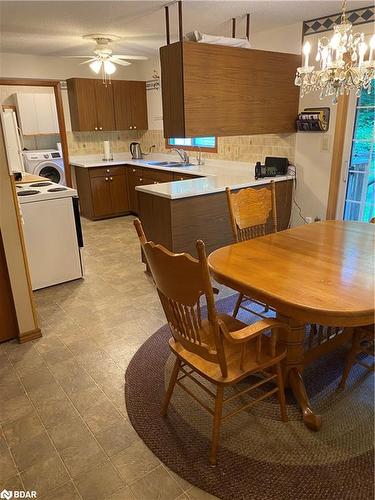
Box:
[66,129,296,163]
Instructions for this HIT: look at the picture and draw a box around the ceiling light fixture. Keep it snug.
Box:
[295,0,375,104]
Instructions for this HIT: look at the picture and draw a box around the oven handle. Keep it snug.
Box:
[72,197,84,248]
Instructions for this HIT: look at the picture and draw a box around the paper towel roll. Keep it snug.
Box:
[103,141,112,160]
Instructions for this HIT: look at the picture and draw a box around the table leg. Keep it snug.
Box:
[277,315,322,431]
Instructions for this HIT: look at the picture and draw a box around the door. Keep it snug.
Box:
[67,79,97,131]
[127,167,143,213]
[94,80,115,131]
[337,86,375,222]
[91,177,112,217]
[112,80,133,130]
[109,174,129,213]
[131,81,148,130]
[34,94,59,133]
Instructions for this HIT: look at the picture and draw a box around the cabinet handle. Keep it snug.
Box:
[132,169,136,172]
[110,177,113,181]
[106,169,110,173]
[153,181,157,184]
[105,177,109,181]
[130,126,133,130]
[99,126,103,130]
[139,178,143,181]
[134,125,137,129]
[94,127,98,131]
[180,177,184,180]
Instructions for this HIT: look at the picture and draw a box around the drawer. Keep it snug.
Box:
[145,169,174,183]
[89,166,125,178]
[173,172,200,181]
[127,166,145,177]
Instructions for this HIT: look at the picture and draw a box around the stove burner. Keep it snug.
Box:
[47,187,68,192]
[29,182,53,187]
[17,190,41,196]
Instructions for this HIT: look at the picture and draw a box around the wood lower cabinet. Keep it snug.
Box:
[75,165,202,219]
[75,165,129,220]
[138,180,293,257]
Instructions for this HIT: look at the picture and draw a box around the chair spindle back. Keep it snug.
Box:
[226,181,278,242]
[134,219,228,377]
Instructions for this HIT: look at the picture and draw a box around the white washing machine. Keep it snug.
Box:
[23,149,65,185]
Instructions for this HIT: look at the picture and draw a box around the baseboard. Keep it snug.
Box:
[19,327,42,343]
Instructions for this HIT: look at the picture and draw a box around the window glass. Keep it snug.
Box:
[168,137,216,149]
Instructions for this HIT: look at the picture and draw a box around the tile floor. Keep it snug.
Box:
[0,216,223,500]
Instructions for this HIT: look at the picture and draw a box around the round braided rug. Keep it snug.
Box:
[125,295,374,500]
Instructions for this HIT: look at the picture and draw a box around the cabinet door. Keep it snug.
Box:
[127,167,143,214]
[112,80,133,130]
[94,80,115,131]
[91,176,112,218]
[34,94,59,134]
[15,93,38,135]
[109,174,129,213]
[67,78,97,132]
[131,81,148,130]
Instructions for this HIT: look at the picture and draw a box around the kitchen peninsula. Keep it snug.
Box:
[71,154,293,256]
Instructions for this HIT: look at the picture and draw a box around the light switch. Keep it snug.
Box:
[321,134,330,151]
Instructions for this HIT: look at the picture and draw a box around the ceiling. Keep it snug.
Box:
[0,1,371,58]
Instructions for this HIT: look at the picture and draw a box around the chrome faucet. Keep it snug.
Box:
[171,148,190,164]
[196,147,205,165]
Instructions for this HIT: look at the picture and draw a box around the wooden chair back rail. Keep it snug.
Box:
[226,181,278,243]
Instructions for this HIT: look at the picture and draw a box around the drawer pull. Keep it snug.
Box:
[139,178,143,181]
[106,169,110,173]
[110,177,113,181]
[94,127,98,131]
[132,169,136,172]
[134,125,137,129]
[130,126,133,130]
[105,177,109,181]
[99,126,103,130]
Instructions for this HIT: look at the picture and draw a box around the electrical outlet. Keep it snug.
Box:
[321,134,330,152]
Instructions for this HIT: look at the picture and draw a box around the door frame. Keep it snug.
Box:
[0,78,71,186]
[335,92,358,219]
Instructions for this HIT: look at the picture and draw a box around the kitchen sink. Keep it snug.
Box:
[146,161,193,168]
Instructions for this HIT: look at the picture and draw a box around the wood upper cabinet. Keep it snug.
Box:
[160,41,300,137]
[67,78,147,132]
[94,80,115,130]
[112,81,148,131]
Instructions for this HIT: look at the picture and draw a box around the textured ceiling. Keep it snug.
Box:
[0,1,371,57]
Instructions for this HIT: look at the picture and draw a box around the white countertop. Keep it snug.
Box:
[69,153,293,200]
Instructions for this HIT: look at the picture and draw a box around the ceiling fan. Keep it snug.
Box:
[65,34,148,81]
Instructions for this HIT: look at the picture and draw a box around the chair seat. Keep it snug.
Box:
[169,313,286,385]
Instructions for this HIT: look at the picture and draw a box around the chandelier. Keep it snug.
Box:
[295,0,375,104]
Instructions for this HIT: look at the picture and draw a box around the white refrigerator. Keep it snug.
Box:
[1,108,25,174]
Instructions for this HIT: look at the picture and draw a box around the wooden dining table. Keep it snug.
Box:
[208,220,374,430]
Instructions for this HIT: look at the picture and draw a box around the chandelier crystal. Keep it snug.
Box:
[295,0,375,104]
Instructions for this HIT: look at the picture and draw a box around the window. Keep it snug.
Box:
[343,85,374,222]
[166,136,217,152]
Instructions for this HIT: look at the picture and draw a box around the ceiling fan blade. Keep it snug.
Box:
[79,58,97,65]
[62,55,93,59]
[111,58,131,67]
[111,55,148,60]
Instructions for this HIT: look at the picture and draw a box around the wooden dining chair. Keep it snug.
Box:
[134,218,288,465]
[225,181,277,319]
[339,325,374,388]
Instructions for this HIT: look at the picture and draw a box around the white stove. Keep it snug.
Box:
[17,181,83,290]
[16,181,77,204]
